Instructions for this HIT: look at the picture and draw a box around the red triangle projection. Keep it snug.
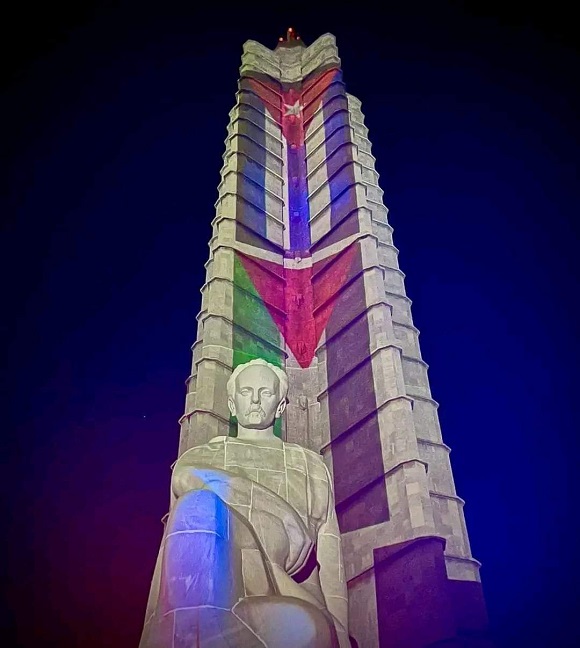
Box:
[247,67,339,138]
[238,246,356,368]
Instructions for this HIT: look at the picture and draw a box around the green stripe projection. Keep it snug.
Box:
[231,253,284,438]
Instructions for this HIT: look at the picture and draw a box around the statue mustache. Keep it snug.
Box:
[245,406,266,417]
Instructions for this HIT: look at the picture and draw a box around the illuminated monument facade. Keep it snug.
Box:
[141,30,492,648]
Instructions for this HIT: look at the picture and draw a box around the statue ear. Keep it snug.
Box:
[275,398,287,418]
[227,397,236,417]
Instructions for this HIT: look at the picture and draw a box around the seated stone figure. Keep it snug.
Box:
[141,359,349,648]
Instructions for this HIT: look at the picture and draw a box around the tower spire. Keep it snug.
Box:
[276,26,305,48]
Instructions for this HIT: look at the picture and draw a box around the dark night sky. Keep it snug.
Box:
[2,1,579,647]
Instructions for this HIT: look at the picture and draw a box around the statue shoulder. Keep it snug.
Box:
[207,435,229,445]
[283,442,331,483]
[174,436,227,469]
[183,435,228,450]
[301,445,325,463]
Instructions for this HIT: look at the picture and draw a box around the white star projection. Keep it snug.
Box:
[283,100,303,116]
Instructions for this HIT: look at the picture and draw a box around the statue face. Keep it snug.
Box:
[228,364,286,429]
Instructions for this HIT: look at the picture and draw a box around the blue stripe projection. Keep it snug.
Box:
[287,141,311,252]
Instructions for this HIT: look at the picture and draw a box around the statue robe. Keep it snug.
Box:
[140,435,348,648]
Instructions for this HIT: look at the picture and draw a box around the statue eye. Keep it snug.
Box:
[262,390,272,396]
[240,388,251,395]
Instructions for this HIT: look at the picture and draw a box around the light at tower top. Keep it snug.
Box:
[276,26,305,48]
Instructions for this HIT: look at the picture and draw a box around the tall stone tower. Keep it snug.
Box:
[146,30,491,647]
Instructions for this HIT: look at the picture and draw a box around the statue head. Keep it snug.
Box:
[226,359,288,430]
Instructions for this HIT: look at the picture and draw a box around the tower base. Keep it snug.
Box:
[373,537,493,648]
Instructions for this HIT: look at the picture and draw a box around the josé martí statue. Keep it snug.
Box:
[141,358,350,648]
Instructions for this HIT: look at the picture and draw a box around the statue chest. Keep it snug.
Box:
[220,439,330,535]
